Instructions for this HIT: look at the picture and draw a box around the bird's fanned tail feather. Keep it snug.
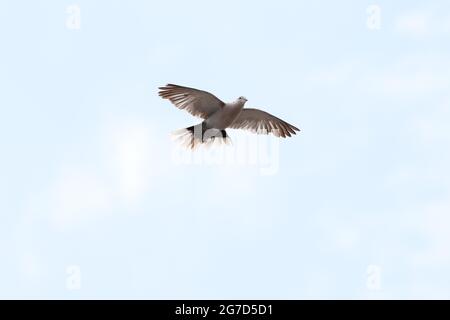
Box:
[171,124,232,149]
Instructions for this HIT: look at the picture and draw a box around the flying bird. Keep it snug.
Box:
[158,84,300,149]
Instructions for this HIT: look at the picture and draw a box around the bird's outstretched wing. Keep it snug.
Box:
[158,84,225,119]
[229,108,300,138]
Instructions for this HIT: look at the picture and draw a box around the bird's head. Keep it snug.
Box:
[237,96,248,104]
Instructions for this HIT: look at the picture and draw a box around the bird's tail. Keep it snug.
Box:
[171,123,232,149]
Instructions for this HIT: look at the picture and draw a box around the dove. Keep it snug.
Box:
[158,84,300,149]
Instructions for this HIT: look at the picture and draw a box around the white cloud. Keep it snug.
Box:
[412,200,450,266]
[306,54,450,98]
[47,167,112,230]
[306,62,355,87]
[395,10,450,38]
[104,121,154,202]
[22,116,169,230]
[413,101,450,143]
[368,70,449,96]
[316,214,361,252]
[395,11,431,37]
[147,45,185,66]
[443,15,450,34]
[19,251,42,280]
[369,54,450,96]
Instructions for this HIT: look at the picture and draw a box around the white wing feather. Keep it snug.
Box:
[159,84,225,119]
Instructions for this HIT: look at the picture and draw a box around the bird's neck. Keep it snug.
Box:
[232,101,246,109]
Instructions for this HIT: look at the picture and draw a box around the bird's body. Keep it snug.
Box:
[204,100,245,130]
[158,84,300,148]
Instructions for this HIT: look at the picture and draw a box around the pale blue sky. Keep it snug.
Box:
[1,0,450,299]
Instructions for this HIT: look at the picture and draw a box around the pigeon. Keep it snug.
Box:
[158,84,300,149]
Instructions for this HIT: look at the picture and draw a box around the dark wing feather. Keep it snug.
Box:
[229,108,300,138]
